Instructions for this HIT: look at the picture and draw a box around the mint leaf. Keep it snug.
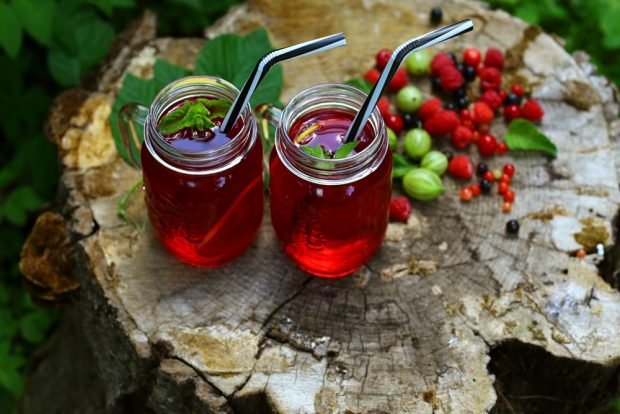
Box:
[505,119,557,157]
[197,98,231,118]
[334,141,359,159]
[345,78,373,94]
[392,153,416,178]
[195,29,283,107]
[158,100,215,135]
[299,145,327,158]
[0,4,22,58]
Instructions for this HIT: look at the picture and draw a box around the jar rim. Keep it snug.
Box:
[144,75,257,175]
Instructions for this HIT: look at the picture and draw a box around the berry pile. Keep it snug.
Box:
[363,45,546,224]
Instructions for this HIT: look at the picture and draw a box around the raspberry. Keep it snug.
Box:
[462,48,482,67]
[364,68,380,84]
[388,67,408,92]
[376,48,392,70]
[447,154,473,180]
[484,48,505,69]
[503,104,522,123]
[479,67,502,90]
[389,195,412,223]
[430,52,455,76]
[451,125,474,150]
[439,66,464,92]
[478,133,497,157]
[423,110,459,136]
[522,99,544,122]
[377,97,391,117]
[417,98,442,120]
[479,89,503,111]
[473,101,494,124]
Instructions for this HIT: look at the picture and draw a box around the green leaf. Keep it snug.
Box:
[0,4,22,58]
[333,141,359,159]
[504,119,557,157]
[13,0,55,46]
[600,3,620,48]
[194,28,283,107]
[47,48,81,86]
[344,78,373,94]
[299,145,327,158]
[158,100,215,134]
[19,311,53,344]
[392,153,416,178]
[9,186,44,211]
[0,310,17,340]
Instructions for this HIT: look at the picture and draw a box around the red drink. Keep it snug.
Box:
[269,85,392,278]
[134,77,264,267]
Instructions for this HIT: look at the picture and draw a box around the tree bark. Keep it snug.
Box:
[20,1,620,413]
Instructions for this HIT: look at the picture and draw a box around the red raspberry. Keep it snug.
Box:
[511,84,524,96]
[473,101,494,124]
[424,110,459,136]
[484,48,505,69]
[364,68,380,84]
[388,67,408,91]
[385,113,404,133]
[448,154,473,180]
[479,90,503,111]
[522,99,544,122]
[439,66,464,92]
[478,133,497,157]
[377,97,390,117]
[451,125,474,149]
[430,52,455,76]
[503,104,522,122]
[389,195,412,223]
[462,48,482,67]
[376,48,392,70]
[417,98,442,121]
[479,67,502,90]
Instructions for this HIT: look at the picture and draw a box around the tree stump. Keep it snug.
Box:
[20,1,620,413]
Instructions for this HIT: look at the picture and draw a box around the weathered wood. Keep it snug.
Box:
[21,1,620,413]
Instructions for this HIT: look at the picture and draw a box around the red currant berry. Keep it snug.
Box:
[364,67,380,84]
[478,133,498,157]
[377,97,390,117]
[498,181,509,194]
[498,90,507,101]
[511,84,524,96]
[483,170,495,182]
[462,48,482,67]
[504,104,522,123]
[502,202,512,213]
[503,190,515,203]
[500,174,511,184]
[470,184,481,197]
[385,113,404,133]
[376,48,392,70]
[460,187,473,202]
[496,141,508,155]
[503,163,515,177]
[576,249,587,259]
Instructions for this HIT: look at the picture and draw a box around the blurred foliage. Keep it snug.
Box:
[0,0,240,412]
[484,0,620,85]
[0,0,618,412]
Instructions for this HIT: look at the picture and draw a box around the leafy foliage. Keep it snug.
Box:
[110,28,283,165]
[484,0,620,85]
[0,0,241,412]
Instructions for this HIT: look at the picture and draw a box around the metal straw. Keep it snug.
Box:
[220,33,347,133]
[345,19,474,142]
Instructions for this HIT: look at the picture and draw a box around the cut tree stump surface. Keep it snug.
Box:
[20,1,620,413]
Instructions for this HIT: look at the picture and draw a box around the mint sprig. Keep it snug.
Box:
[299,141,359,159]
[157,99,233,135]
[505,119,557,157]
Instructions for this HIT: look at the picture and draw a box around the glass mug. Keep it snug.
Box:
[118,76,264,267]
[264,84,392,278]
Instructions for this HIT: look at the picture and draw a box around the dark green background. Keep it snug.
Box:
[0,1,617,413]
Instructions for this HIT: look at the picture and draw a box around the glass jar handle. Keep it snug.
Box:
[118,103,149,169]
